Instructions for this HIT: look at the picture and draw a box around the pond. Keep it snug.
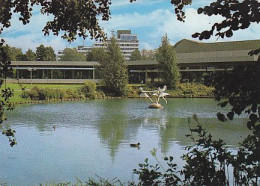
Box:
[0,98,250,185]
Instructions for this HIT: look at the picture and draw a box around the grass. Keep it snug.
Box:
[1,82,215,104]
[2,83,82,103]
[5,83,82,90]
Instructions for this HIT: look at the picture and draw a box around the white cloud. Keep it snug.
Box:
[101,7,260,49]
[140,42,154,50]
[101,9,165,30]
[2,3,260,52]
[2,8,82,52]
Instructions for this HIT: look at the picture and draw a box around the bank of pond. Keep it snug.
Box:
[8,82,214,104]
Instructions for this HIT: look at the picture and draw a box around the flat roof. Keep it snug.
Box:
[11,61,99,66]
[174,39,260,53]
[11,60,158,67]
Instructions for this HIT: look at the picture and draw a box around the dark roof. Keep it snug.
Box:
[11,60,158,67]
[174,39,260,53]
[11,61,99,67]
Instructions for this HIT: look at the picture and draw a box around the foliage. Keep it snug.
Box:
[0,2,259,184]
[171,82,214,97]
[212,64,260,185]
[24,49,36,61]
[165,0,260,40]
[156,35,180,89]
[79,81,97,99]
[181,116,232,185]
[0,46,16,147]
[133,115,259,185]
[133,158,163,185]
[99,37,128,96]
[129,49,141,61]
[41,177,123,186]
[86,48,107,62]
[213,64,260,127]
[20,86,79,100]
[0,0,110,45]
[1,1,259,44]
[59,48,86,61]
[131,83,214,98]
[65,89,81,99]
[0,46,36,61]
[1,45,23,61]
[36,44,56,61]
[133,148,182,186]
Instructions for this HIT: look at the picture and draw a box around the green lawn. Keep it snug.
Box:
[2,83,83,103]
[5,83,82,90]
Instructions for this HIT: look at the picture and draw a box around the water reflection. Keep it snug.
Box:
[1,98,251,185]
[97,100,129,159]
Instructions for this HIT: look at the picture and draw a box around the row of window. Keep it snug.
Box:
[15,69,99,79]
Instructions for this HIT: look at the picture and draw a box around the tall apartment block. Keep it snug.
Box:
[77,30,139,60]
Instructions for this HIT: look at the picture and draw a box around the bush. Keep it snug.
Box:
[25,86,40,100]
[169,83,214,97]
[44,88,66,100]
[65,89,80,99]
[80,81,96,99]
[20,91,30,99]
[125,85,139,98]
[96,90,106,98]
[133,83,214,98]
[20,86,78,101]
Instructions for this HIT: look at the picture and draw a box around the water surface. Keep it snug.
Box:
[0,98,250,185]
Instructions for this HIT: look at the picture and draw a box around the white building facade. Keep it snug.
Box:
[77,30,139,60]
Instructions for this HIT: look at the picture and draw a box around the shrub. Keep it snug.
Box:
[80,81,96,99]
[20,86,76,101]
[65,89,80,99]
[20,91,30,99]
[27,86,40,100]
[125,85,139,98]
[96,90,106,98]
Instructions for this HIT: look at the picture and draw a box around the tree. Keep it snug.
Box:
[0,1,259,45]
[44,46,56,61]
[156,35,180,89]
[16,49,36,61]
[36,44,56,61]
[25,49,36,61]
[130,49,141,61]
[0,46,16,146]
[3,45,23,61]
[100,37,128,96]
[16,54,27,61]
[0,1,110,45]
[59,48,85,61]
[86,48,107,62]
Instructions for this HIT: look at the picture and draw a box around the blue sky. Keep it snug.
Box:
[2,0,260,52]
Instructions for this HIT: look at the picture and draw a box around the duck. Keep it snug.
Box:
[130,143,140,148]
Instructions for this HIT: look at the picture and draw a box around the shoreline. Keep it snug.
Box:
[12,95,214,105]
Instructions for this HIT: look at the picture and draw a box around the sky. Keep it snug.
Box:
[1,0,260,53]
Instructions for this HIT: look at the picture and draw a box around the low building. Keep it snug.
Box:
[174,39,259,81]
[6,39,259,84]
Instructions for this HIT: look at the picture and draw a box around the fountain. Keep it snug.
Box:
[139,85,170,109]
